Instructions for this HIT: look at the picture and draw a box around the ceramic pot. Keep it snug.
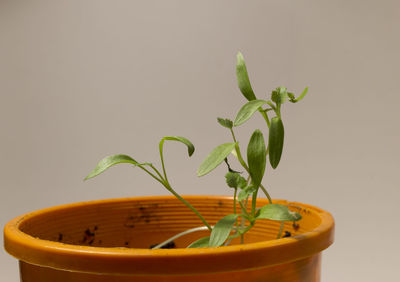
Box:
[4,195,334,281]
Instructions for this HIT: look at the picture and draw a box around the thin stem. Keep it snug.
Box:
[259,108,271,128]
[151,226,212,249]
[276,103,282,118]
[230,128,237,143]
[239,222,254,235]
[259,184,273,204]
[239,199,250,219]
[138,165,211,230]
[224,220,243,246]
[149,164,164,181]
[224,234,236,246]
[137,165,165,185]
[233,188,239,245]
[238,198,250,242]
[233,188,237,215]
[240,196,250,244]
[251,188,258,217]
[266,101,276,111]
[230,129,250,171]
[277,221,284,239]
[234,143,250,172]
[227,221,254,246]
[157,140,211,231]
[159,147,168,183]
[163,182,212,231]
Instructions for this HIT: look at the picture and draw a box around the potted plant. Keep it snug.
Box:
[4,53,334,282]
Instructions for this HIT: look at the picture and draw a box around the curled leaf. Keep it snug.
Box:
[288,87,308,103]
[159,136,195,157]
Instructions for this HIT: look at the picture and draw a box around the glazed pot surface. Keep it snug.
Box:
[4,196,334,282]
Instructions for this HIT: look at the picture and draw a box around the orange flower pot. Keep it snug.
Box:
[4,196,334,282]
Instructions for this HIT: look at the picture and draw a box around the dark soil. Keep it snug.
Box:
[149,241,176,249]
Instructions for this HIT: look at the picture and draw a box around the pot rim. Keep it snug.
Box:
[4,195,334,275]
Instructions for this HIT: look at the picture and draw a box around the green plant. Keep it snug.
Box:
[85,52,308,248]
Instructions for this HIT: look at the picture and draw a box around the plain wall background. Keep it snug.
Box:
[1,0,399,281]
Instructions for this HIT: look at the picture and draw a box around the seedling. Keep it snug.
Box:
[85,52,308,248]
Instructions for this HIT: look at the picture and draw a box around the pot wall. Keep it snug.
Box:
[19,253,321,282]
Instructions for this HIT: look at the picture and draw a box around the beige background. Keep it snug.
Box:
[1,0,399,281]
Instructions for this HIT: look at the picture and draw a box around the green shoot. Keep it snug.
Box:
[85,52,308,249]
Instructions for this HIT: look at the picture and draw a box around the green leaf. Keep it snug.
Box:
[225,171,247,189]
[197,143,237,177]
[217,118,233,129]
[236,52,257,101]
[233,99,268,127]
[289,87,308,103]
[84,154,138,180]
[287,92,295,101]
[238,184,257,202]
[209,214,239,247]
[271,87,288,105]
[268,117,284,169]
[159,136,195,157]
[187,236,210,248]
[256,204,302,221]
[247,129,266,188]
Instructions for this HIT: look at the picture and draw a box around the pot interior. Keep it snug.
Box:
[18,197,321,249]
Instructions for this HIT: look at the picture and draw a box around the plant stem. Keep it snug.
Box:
[251,188,258,217]
[233,188,237,215]
[137,165,165,185]
[159,147,169,183]
[276,103,282,118]
[151,226,212,249]
[230,128,237,143]
[230,129,249,171]
[240,196,249,244]
[239,222,254,235]
[231,187,240,245]
[277,221,284,239]
[149,164,165,181]
[163,181,212,231]
[259,108,271,128]
[260,185,272,204]
[234,143,250,172]
[239,198,250,218]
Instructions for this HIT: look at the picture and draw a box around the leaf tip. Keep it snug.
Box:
[236,51,244,61]
[83,171,96,181]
